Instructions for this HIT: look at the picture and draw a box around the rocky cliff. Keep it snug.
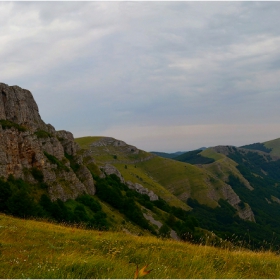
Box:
[0,83,95,201]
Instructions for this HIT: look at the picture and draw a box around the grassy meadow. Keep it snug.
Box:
[1,213,280,279]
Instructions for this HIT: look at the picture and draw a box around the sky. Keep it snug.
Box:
[1,1,280,152]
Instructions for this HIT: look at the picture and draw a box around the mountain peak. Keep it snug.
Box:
[0,83,48,132]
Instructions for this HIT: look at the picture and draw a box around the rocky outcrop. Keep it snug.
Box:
[221,184,255,222]
[90,137,139,154]
[0,83,95,201]
[0,83,51,132]
[75,165,95,195]
[0,126,44,178]
[56,130,79,156]
[101,163,158,201]
[101,163,125,183]
[127,181,158,201]
[212,145,237,156]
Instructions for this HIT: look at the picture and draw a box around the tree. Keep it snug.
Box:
[0,180,12,211]
[159,223,171,238]
[7,189,41,218]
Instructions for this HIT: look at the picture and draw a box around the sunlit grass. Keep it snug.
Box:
[75,136,103,149]
[1,213,280,279]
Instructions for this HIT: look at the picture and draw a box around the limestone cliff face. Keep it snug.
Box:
[0,83,51,132]
[0,83,95,201]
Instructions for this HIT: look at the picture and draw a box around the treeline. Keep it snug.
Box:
[0,175,109,230]
[187,196,280,251]
[240,142,272,153]
[173,149,215,165]
[228,147,280,181]
[182,147,280,251]
[94,174,199,239]
[227,148,280,228]
[0,173,200,240]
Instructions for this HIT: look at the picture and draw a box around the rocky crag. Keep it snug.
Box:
[0,83,159,204]
[0,83,95,201]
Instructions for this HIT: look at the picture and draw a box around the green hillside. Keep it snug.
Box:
[264,138,280,157]
[74,136,280,250]
[200,148,253,190]
[75,137,240,209]
[1,213,280,279]
[173,149,215,164]
[150,151,185,159]
[4,132,280,262]
[239,138,280,158]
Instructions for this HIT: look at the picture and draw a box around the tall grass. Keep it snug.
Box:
[1,213,280,278]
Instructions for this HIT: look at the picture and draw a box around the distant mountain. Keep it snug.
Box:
[240,138,280,157]
[172,149,215,164]
[150,151,186,159]
[240,142,272,153]
[151,148,208,160]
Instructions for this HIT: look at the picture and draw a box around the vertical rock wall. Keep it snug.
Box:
[0,83,95,201]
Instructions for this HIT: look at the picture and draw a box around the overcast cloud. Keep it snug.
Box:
[1,1,280,152]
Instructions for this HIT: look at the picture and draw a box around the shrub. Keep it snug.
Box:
[0,179,12,211]
[76,194,102,212]
[34,130,52,138]
[31,167,44,182]
[159,223,171,238]
[7,189,42,218]
[44,152,70,172]
[0,119,26,132]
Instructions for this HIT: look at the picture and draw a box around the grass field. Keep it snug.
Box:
[1,213,280,279]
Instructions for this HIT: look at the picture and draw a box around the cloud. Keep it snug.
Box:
[1,2,280,151]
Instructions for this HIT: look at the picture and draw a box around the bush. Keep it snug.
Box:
[34,130,52,138]
[0,179,12,211]
[7,189,43,218]
[159,223,171,238]
[64,153,80,173]
[0,119,26,132]
[44,152,70,172]
[76,195,102,212]
[31,167,44,182]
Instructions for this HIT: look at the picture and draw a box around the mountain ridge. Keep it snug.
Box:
[2,82,280,250]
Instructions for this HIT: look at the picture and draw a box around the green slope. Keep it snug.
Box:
[75,137,246,209]
[263,138,280,157]
[200,148,253,190]
[2,214,280,279]
[74,136,280,249]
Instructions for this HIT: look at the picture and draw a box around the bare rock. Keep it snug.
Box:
[126,181,158,201]
[75,165,95,195]
[56,130,80,156]
[0,83,48,132]
[47,169,89,202]
[90,137,139,154]
[101,163,125,183]
[222,184,255,222]
[0,83,96,202]
[39,137,65,161]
